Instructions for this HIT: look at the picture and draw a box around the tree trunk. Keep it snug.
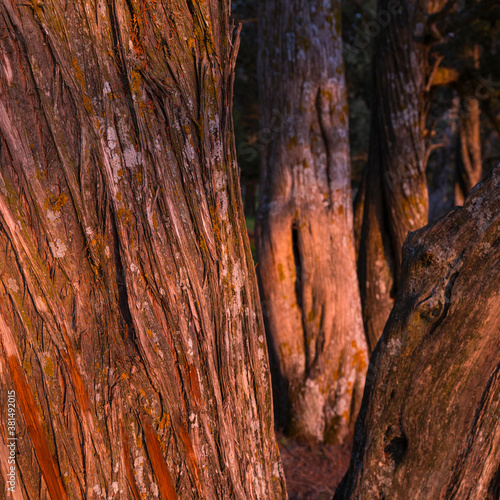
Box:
[456,98,483,202]
[457,96,482,193]
[357,0,437,352]
[257,0,368,444]
[335,163,500,499]
[0,1,286,499]
[428,94,460,222]
[456,44,483,204]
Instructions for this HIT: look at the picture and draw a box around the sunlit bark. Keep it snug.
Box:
[0,1,286,498]
[257,0,368,443]
[358,0,446,352]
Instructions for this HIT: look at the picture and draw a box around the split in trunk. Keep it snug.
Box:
[257,0,368,444]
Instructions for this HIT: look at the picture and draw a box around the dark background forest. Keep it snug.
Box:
[233,0,499,231]
[231,0,499,497]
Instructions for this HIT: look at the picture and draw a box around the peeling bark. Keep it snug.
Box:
[336,163,500,499]
[0,1,286,498]
[257,0,368,443]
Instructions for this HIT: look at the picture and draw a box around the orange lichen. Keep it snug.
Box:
[44,356,54,377]
[131,70,142,94]
[45,193,68,212]
[117,207,133,226]
[278,263,286,281]
[82,95,95,114]
[352,350,367,371]
[72,56,86,89]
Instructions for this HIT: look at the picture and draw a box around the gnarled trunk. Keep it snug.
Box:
[336,163,500,499]
[0,1,286,498]
[257,0,368,444]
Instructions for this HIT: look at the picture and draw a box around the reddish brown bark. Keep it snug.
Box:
[0,1,286,498]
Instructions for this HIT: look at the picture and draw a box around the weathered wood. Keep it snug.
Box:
[336,163,500,499]
[0,1,286,498]
[257,0,368,443]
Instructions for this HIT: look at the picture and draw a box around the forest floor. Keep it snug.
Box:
[277,432,352,499]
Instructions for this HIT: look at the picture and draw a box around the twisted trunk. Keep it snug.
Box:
[0,1,286,498]
[336,163,500,499]
[257,0,368,443]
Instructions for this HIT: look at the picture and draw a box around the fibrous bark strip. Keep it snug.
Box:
[0,1,286,498]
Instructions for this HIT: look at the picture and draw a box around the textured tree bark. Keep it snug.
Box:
[335,162,500,499]
[257,0,368,444]
[357,0,441,352]
[0,1,286,499]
